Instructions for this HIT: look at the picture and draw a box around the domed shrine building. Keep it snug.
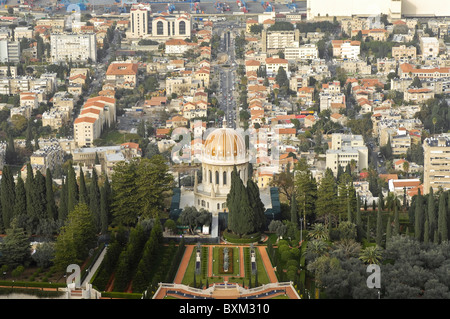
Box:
[171,126,280,239]
[194,126,249,214]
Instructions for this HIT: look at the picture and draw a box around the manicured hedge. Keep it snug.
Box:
[0,281,66,289]
[0,287,65,298]
[101,291,142,299]
[223,230,261,243]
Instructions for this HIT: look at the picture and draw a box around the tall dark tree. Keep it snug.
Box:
[89,168,101,232]
[438,192,448,243]
[376,203,383,247]
[393,203,400,236]
[58,176,68,222]
[13,176,27,231]
[25,121,33,152]
[100,185,109,234]
[294,159,317,229]
[414,189,424,241]
[226,166,253,237]
[427,187,437,243]
[103,175,112,223]
[316,168,337,227]
[25,163,34,217]
[67,164,78,213]
[78,166,88,205]
[111,160,139,226]
[247,178,266,232]
[1,165,15,231]
[45,168,57,221]
[5,136,17,165]
[31,170,47,234]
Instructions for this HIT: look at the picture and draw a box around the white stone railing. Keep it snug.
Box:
[154,281,300,299]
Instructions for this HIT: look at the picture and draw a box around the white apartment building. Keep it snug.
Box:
[332,40,360,59]
[423,134,450,194]
[50,33,97,63]
[0,40,20,63]
[284,43,318,61]
[319,93,346,113]
[420,37,440,58]
[392,44,417,62]
[42,109,66,130]
[262,29,300,52]
[74,117,100,148]
[326,133,368,175]
[265,56,289,75]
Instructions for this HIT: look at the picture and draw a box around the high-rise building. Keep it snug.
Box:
[423,134,450,194]
[0,40,20,63]
[130,3,151,38]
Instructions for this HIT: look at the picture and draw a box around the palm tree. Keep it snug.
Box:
[305,239,329,262]
[432,117,437,135]
[359,245,382,265]
[402,161,410,178]
[308,223,329,241]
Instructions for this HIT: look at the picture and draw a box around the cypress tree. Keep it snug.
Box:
[5,135,17,165]
[376,204,382,246]
[393,203,400,236]
[58,176,68,222]
[100,185,109,234]
[45,168,57,221]
[414,189,424,241]
[367,216,370,242]
[434,230,439,244]
[78,165,88,205]
[67,164,78,213]
[424,219,429,244]
[13,176,27,230]
[89,168,101,231]
[427,188,436,242]
[226,166,253,237]
[438,192,448,243]
[356,195,361,225]
[347,197,352,223]
[247,179,266,233]
[25,121,33,152]
[31,170,47,221]
[103,175,112,222]
[386,216,392,244]
[1,165,15,230]
[25,163,34,217]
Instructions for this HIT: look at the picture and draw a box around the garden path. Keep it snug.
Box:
[173,244,194,284]
[257,246,278,283]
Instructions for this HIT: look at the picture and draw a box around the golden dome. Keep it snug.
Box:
[203,128,247,164]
